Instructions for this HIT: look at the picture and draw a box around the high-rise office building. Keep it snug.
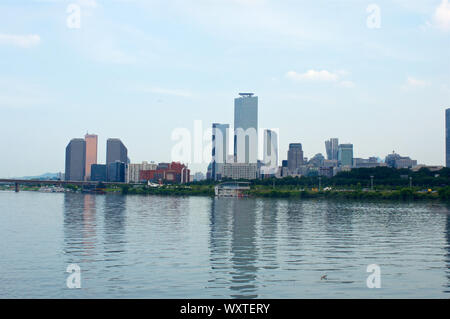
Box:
[287,143,304,171]
[263,129,278,169]
[325,138,339,161]
[106,138,128,165]
[84,133,98,180]
[212,123,230,180]
[65,138,86,181]
[338,144,353,167]
[234,93,258,164]
[446,109,450,167]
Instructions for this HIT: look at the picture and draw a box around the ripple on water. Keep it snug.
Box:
[0,193,450,298]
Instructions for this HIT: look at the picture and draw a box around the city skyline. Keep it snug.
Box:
[51,97,448,180]
[4,92,448,181]
[1,1,449,177]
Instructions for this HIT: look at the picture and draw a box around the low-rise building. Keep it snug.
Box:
[308,153,325,168]
[193,172,206,182]
[395,158,418,169]
[140,162,190,184]
[91,164,107,182]
[411,165,444,172]
[222,163,258,180]
[322,159,338,168]
[127,161,157,183]
[319,167,334,178]
[215,182,250,197]
[353,157,387,168]
[385,152,418,169]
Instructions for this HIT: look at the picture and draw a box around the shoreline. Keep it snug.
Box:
[2,187,446,202]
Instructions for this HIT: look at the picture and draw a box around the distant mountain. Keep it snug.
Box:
[14,173,61,180]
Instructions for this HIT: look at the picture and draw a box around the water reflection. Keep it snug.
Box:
[259,199,279,271]
[63,193,98,263]
[229,199,259,298]
[52,194,450,297]
[208,199,233,294]
[445,206,450,294]
[102,195,127,290]
[324,202,355,264]
[103,195,126,252]
[282,200,305,268]
[209,198,259,298]
[284,200,305,244]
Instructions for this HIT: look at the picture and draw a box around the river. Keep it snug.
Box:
[0,191,449,298]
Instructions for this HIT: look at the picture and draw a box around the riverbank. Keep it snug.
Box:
[120,184,443,201]
[3,183,449,201]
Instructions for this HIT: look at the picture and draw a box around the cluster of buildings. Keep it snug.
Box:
[277,142,417,179]
[65,134,190,184]
[65,135,130,183]
[208,93,278,181]
[64,93,431,184]
[206,93,420,181]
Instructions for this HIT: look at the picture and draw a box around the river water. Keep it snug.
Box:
[0,191,449,298]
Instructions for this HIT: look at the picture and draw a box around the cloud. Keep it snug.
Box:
[402,77,431,90]
[434,0,450,31]
[286,69,355,88]
[0,34,40,48]
[286,70,339,82]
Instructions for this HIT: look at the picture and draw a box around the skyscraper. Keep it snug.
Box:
[212,123,229,180]
[338,144,353,167]
[263,129,278,169]
[234,93,258,164]
[446,109,450,167]
[65,138,86,181]
[287,143,304,171]
[84,133,98,180]
[106,138,128,165]
[325,138,339,161]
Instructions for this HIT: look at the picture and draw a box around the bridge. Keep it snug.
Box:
[0,179,128,192]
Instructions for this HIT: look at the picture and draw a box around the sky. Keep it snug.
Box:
[0,0,449,177]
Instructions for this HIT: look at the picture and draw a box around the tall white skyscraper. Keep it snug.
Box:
[263,129,278,169]
[234,93,258,164]
[212,123,229,180]
[260,129,278,176]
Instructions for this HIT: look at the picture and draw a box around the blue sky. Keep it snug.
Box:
[0,0,449,177]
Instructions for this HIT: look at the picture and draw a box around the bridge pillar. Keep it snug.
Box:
[15,182,19,192]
